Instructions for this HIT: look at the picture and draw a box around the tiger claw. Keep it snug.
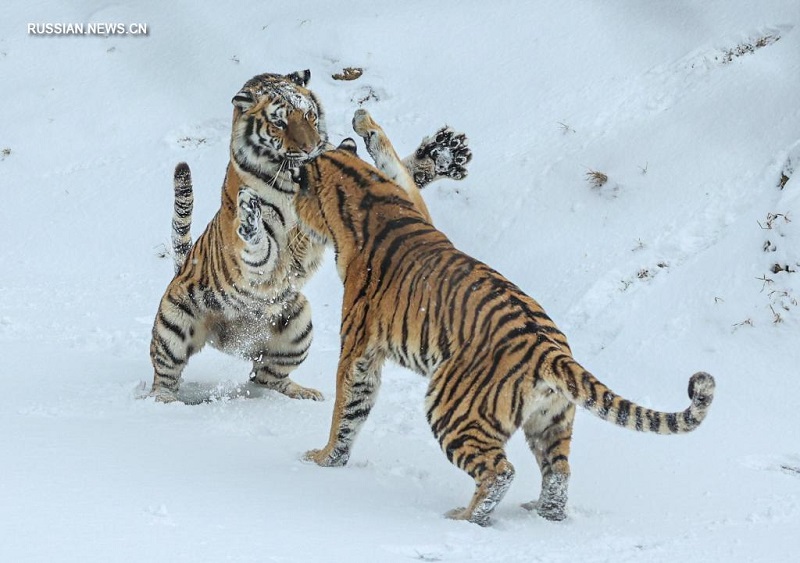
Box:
[411,127,472,188]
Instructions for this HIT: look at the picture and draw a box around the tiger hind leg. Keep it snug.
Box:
[521,396,576,521]
[441,441,515,527]
[249,292,323,401]
[149,287,207,403]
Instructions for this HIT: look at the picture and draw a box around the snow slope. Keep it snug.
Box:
[2,1,800,561]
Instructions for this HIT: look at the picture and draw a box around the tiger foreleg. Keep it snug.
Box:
[236,186,284,286]
[236,187,263,245]
[351,109,472,189]
[351,109,432,223]
[352,109,415,187]
[304,347,383,467]
[249,292,323,401]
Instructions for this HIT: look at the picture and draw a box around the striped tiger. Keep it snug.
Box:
[149,71,472,403]
[292,111,715,526]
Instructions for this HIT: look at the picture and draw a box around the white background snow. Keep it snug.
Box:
[2,1,799,561]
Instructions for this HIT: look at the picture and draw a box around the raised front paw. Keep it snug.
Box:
[413,127,472,187]
[237,188,263,244]
[303,446,350,467]
[351,108,378,140]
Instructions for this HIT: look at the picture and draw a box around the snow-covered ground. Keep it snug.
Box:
[2,1,800,561]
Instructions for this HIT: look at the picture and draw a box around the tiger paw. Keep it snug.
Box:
[412,127,472,187]
[250,374,324,401]
[303,446,350,467]
[445,506,490,527]
[149,386,179,404]
[277,380,324,401]
[351,109,388,163]
[521,499,567,521]
[351,108,378,139]
[237,188,263,244]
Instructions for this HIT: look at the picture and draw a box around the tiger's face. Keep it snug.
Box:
[230,70,328,174]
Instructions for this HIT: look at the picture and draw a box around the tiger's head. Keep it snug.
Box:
[230,70,328,178]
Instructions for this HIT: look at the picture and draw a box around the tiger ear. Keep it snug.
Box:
[232,90,255,110]
[286,69,311,87]
[338,138,358,155]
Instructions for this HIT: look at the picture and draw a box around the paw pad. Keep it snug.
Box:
[416,127,472,182]
[237,191,263,244]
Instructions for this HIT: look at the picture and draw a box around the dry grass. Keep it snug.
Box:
[586,169,608,189]
[332,67,364,81]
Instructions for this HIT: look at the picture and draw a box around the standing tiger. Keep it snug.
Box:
[292,110,716,526]
[149,70,472,403]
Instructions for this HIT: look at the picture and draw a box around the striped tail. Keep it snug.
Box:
[546,351,715,434]
[171,162,193,274]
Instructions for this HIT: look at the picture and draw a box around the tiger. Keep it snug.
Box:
[291,110,716,527]
[149,70,473,403]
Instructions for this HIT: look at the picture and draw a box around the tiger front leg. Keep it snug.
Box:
[351,109,432,222]
[352,109,414,189]
[304,347,383,467]
[237,187,263,245]
[236,187,281,284]
[351,109,472,189]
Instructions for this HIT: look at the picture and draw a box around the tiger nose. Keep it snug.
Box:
[292,128,319,154]
[287,114,319,155]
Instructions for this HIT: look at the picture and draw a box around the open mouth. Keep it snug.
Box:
[283,153,308,166]
[284,145,324,165]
